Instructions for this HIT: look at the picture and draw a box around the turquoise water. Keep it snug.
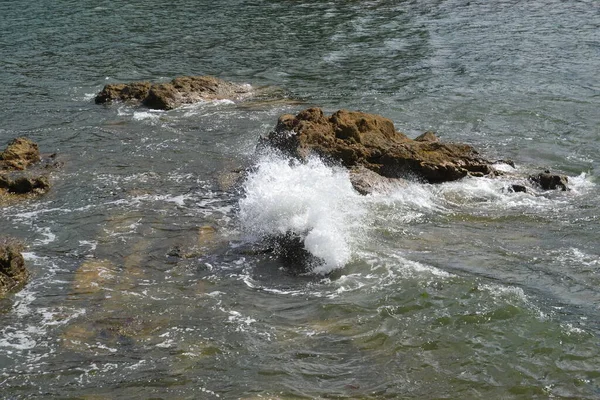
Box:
[1,1,599,398]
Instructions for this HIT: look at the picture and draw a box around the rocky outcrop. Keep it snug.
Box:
[95,76,253,110]
[0,138,51,203]
[0,137,40,170]
[263,107,495,185]
[0,237,29,297]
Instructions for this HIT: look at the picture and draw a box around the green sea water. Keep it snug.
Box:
[1,1,599,398]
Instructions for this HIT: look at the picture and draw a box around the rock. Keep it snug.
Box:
[0,237,29,297]
[0,137,40,170]
[529,171,569,191]
[508,184,528,193]
[263,108,494,184]
[94,82,152,105]
[0,174,50,204]
[95,75,253,110]
[5,175,50,194]
[349,166,406,195]
[0,138,52,202]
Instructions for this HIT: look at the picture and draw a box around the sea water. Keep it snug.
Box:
[1,0,599,398]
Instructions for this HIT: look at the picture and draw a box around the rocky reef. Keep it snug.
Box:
[0,237,29,298]
[95,75,253,110]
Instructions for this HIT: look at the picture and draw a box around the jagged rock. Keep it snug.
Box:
[263,108,494,184]
[529,171,569,191]
[0,137,40,170]
[95,75,253,110]
[0,237,29,297]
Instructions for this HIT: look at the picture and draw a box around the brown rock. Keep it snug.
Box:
[415,131,439,142]
[0,138,51,203]
[0,237,29,297]
[95,75,253,110]
[94,82,152,104]
[0,137,41,170]
[263,108,494,184]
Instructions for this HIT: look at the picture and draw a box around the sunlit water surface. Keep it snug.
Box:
[1,0,599,398]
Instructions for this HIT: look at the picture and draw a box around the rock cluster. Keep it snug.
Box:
[263,107,495,184]
[0,138,50,202]
[0,237,29,298]
[95,76,253,110]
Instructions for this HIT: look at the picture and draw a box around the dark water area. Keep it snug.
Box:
[1,0,599,398]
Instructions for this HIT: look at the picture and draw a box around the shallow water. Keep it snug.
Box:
[1,0,599,398]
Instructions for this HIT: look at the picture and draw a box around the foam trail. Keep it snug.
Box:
[238,153,365,273]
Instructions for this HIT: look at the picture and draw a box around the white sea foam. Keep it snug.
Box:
[238,153,365,273]
[33,227,56,245]
[569,172,595,193]
[132,111,161,121]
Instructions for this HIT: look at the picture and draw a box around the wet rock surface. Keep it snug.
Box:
[0,138,52,204]
[0,237,29,298]
[529,171,569,191]
[0,137,41,170]
[95,75,253,110]
[263,107,495,185]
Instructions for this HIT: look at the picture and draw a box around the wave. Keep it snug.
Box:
[238,152,365,274]
[237,148,595,275]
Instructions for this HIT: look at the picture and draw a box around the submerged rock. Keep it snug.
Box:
[0,237,29,297]
[95,75,253,110]
[529,171,569,191]
[263,108,495,185]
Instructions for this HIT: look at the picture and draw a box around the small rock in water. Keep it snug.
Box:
[0,137,52,203]
[0,137,40,170]
[509,184,528,193]
[95,75,253,110]
[6,175,50,194]
[0,237,29,298]
[529,171,569,191]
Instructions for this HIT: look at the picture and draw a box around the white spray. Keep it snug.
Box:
[238,153,365,273]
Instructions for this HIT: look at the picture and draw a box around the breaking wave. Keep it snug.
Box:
[238,153,365,274]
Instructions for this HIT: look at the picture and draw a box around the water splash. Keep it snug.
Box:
[238,153,365,273]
